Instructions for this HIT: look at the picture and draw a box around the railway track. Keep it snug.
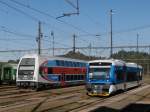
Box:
[0,85,16,90]
[0,91,85,112]
[0,84,149,112]
[70,84,150,112]
[39,84,150,112]
[0,85,86,112]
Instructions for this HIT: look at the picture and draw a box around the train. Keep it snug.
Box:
[0,62,17,85]
[16,54,87,90]
[86,59,143,96]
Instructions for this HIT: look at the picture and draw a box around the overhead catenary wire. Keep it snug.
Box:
[6,0,150,46]
[1,0,150,37]
[9,0,93,35]
[0,26,35,38]
[42,39,72,48]
[0,0,39,21]
[1,0,93,46]
[1,0,150,53]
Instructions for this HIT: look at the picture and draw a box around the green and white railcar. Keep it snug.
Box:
[1,63,17,84]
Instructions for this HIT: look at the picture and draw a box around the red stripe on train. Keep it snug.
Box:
[52,67,86,74]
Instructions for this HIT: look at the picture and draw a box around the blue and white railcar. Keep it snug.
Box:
[86,59,142,96]
[125,63,142,89]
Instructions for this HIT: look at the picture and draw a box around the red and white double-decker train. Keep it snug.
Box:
[16,54,87,90]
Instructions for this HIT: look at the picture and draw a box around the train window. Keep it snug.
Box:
[78,63,81,67]
[77,62,80,67]
[60,60,64,66]
[81,63,84,67]
[66,61,69,67]
[83,63,86,67]
[115,70,124,81]
[58,75,61,81]
[73,62,76,67]
[72,62,75,67]
[74,75,77,80]
[81,75,84,80]
[126,72,137,82]
[48,68,52,74]
[68,61,72,67]
[66,75,69,81]
[78,75,80,80]
[64,61,67,67]
[56,60,60,66]
[90,62,111,66]
[69,61,73,67]
[75,62,78,67]
[70,75,73,80]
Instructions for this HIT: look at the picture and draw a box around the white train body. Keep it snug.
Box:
[16,54,87,89]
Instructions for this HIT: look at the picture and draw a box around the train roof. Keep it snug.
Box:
[2,63,18,69]
[20,54,87,63]
[126,62,143,69]
[88,59,125,66]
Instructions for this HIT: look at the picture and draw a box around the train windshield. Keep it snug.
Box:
[20,58,35,66]
[19,58,35,70]
[18,58,35,80]
[89,68,110,80]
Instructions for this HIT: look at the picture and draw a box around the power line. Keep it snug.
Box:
[3,0,94,46]
[42,39,71,48]
[57,0,79,19]
[10,0,92,35]
[0,38,32,40]
[0,0,39,21]
[0,26,35,38]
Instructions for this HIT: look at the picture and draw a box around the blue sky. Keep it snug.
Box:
[0,0,150,60]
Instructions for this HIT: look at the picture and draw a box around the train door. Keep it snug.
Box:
[60,73,66,87]
[0,68,2,84]
[3,67,12,81]
[12,69,17,81]
[123,65,127,90]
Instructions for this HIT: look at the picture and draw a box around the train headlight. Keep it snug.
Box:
[94,85,98,88]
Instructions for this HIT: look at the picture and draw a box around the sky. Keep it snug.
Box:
[0,0,150,60]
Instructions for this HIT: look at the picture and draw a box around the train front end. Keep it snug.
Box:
[16,54,38,88]
[86,60,114,96]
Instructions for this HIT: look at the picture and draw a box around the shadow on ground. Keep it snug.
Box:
[91,103,150,112]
